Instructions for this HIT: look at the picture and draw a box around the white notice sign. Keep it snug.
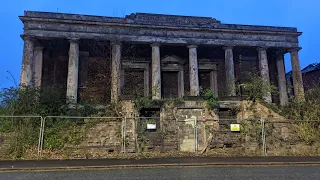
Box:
[147,123,156,130]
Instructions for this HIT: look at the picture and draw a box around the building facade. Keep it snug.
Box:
[19,11,305,105]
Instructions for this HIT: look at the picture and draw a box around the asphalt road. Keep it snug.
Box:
[1,165,319,180]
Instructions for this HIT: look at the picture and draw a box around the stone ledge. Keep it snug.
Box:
[22,11,297,33]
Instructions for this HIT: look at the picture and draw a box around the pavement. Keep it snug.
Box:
[0,156,319,171]
[1,165,320,180]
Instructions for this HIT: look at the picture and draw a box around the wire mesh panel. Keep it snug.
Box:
[40,116,123,159]
[242,118,265,156]
[264,119,320,156]
[0,116,42,160]
[137,117,162,153]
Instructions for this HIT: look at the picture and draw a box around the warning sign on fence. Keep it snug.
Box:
[230,124,240,132]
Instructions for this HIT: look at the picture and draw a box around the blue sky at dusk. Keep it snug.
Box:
[0,0,319,88]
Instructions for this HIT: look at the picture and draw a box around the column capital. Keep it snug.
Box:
[256,47,268,51]
[34,46,44,51]
[187,45,198,49]
[150,43,161,47]
[288,47,302,53]
[21,35,36,41]
[68,38,80,43]
[223,45,234,50]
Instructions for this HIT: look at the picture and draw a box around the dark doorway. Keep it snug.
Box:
[199,71,211,93]
[162,72,179,98]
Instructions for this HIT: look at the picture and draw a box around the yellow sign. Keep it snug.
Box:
[230,124,240,132]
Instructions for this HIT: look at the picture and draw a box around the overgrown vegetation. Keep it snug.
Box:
[202,89,218,109]
[239,72,320,145]
[134,97,162,113]
[0,85,98,159]
[241,72,277,102]
[134,96,183,113]
[280,88,320,144]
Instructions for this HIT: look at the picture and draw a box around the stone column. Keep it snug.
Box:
[276,54,289,105]
[111,42,122,103]
[224,46,236,96]
[144,66,150,97]
[188,45,200,96]
[79,51,89,88]
[66,38,80,104]
[151,43,161,99]
[20,36,35,87]
[257,47,272,103]
[289,47,305,101]
[210,70,219,96]
[178,67,185,98]
[33,46,43,87]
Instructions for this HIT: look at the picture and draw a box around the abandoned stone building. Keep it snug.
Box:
[19,11,305,105]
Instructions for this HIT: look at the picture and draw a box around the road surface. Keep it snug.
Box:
[1,165,319,180]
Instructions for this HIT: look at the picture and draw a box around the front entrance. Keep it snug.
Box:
[162,71,179,98]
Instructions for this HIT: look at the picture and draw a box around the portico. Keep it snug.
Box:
[19,12,304,105]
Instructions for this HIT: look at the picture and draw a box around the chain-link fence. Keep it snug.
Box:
[0,116,42,160]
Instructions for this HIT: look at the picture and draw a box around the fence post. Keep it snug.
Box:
[194,116,198,154]
[39,116,47,157]
[123,116,126,153]
[261,118,266,156]
[37,116,44,158]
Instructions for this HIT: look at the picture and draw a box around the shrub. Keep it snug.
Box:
[203,89,218,109]
[241,72,277,102]
[0,85,98,158]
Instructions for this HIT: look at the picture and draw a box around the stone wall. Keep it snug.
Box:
[81,119,122,152]
[37,100,318,157]
[0,133,13,159]
[160,103,179,151]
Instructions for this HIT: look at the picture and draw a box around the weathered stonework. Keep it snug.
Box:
[20,36,35,87]
[188,45,200,96]
[224,46,236,96]
[82,119,122,152]
[33,46,43,87]
[66,38,79,104]
[151,44,161,99]
[257,47,272,103]
[111,42,122,102]
[19,11,304,104]
[276,55,289,105]
[290,48,305,101]
[20,12,300,48]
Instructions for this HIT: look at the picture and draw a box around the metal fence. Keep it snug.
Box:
[0,115,319,159]
[39,116,123,158]
[0,116,42,159]
[136,117,162,152]
[263,119,320,156]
